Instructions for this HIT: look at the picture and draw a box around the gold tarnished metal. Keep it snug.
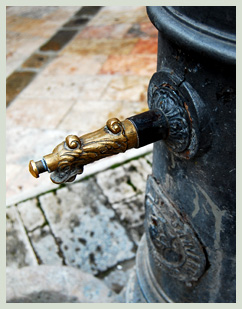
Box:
[29,160,39,178]
[29,118,138,184]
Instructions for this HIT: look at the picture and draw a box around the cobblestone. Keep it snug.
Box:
[123,157,152,193]
[39,179,135,275]
[96,157,152,204]
[28,226,63,265]
[17,198,45,231]
[96,165,137,204]
[6,152,153,301]
[112,194,145,246]
[6,206,38,268]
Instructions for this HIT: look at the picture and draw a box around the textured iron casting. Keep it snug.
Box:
[146,175,207,284]
[125,6,236,303]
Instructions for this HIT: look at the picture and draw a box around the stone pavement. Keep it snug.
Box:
[6,6,157,302]
[6,154,153,302]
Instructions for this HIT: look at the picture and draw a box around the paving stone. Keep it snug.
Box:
[6,265,115,303]
[61,38,138,56]
[41,54,107,76]
[96,157,151,205]
[40,30,78,51]
[6,31,46,76]
[6,163,24,188]
[131,38,158,54]
[39,179,135,275]
[7,15,63,39]
[112,194,145,246]
[99,54,157,76]
[69,75,112,101]
[17,198,45,231]
[101,75,150,103]
[57,99,147,135]
[74,6,102,17]
[6,71,36,106]
[6,6,59,19]
[18,74,112,101]
[63,17,90,28]
[96,165,137,204]
[44,7,81,23]
[77,23,131,39]
[7,97,75,129]
[6,206,38,268]
[6,53,26,78]
[6,31,46,57]
[6,165,33,200]
[29,225,63,265]
[52,7,81,14]
[6,162,54,202]
[21,53,51,69]
[89,6,148,26]
[123,157,152,193]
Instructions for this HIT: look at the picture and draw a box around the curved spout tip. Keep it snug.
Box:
[29,160,39,178]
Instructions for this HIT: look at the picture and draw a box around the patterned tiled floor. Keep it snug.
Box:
[6,6,157,204]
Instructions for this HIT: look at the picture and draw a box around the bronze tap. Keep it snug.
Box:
[29,85,190,184]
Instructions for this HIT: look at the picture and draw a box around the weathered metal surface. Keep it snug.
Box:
[128,6,236,303]
[148,80,191,155]
[146,175,207,284]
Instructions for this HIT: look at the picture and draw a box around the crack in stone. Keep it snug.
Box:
[93,176,142,252]
[36,196,67,266]
[15,204,43,265]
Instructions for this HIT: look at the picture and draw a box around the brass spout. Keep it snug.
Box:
[29,95,191,184]
[29,117,139,184]
[29,109,173,184]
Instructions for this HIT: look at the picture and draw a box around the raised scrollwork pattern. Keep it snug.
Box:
[106,118,122,134]
[150,84,190,153]
[145,175,207,285]
[65,135,81,149]
[39,118,138,184]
